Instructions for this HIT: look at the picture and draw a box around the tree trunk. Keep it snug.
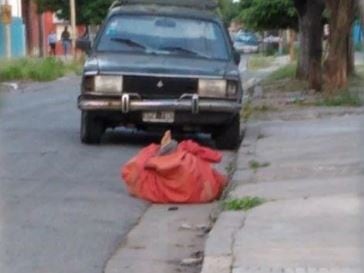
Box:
[359,0,364,26]
[324,0,356,92]
[294,0,325,91]
[22,0,32,55]
[296,15,309,79]
[38,13,44,57]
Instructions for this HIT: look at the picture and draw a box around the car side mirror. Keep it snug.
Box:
[233,51,241,65]
[76,38,91,54]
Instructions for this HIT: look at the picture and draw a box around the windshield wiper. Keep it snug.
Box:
[110,37,148,50]
[159,46,209,59]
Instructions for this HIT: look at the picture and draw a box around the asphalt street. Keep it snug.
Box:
[0,54,249,273]
[0,77,151,273]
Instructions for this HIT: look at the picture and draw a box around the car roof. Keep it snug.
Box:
[108,4,220,21]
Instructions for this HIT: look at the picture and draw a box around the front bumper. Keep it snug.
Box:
[78,93,241,114]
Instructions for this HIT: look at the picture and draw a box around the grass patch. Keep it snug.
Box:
[263,63,308,93]
[253,104,277,112]
[248,55,274,70]
[350,65,364,88]
[223,196,265,211]
[241,102,253,121]
[316,91,362,107]
[268,63,297,81]
[241,102,277,121]
[263,78,308,93]
[225,161,236,176]
[317,65,363,107]
[355,65,364,77]
[0,57,82,82]
[249,160,270,171]
[64,60,83,76]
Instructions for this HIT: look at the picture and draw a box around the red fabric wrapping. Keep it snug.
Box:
[121,140,227,203]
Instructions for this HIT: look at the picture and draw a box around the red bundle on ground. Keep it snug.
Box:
[121,140,227,204]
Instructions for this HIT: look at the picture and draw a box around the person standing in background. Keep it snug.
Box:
[61,26,71,56]
[48,30,57,56]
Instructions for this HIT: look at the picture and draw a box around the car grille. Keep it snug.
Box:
[123,76,198,99]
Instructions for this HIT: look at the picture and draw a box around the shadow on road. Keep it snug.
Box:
[101,128,214,147]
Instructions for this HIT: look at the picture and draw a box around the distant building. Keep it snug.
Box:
[22,1,86,57]
[0,0,85,58]
[0,0,26,58]
[42,12,86,56]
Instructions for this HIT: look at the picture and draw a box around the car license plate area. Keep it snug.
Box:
[142,111,175,123]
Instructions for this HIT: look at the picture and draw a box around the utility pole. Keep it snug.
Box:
[69,0,76,58]
[5,20,11,58]
[1,0,12,58]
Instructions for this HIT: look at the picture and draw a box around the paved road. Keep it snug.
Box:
[0,54,252,273]
[0,77,152,273]
[0,72,239,273]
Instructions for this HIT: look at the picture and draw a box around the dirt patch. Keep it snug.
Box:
[245,70,364,121]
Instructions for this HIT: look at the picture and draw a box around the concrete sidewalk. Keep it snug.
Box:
[202,110,364,273]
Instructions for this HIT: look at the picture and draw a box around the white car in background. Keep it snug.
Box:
[263,35,282,43]
[233,40,259,54]
[233,32,260,54]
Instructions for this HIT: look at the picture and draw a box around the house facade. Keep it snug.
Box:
[1,0,85,58]
[0,0,26,58]
[22,0,85,57]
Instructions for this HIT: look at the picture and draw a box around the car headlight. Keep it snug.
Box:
[198,79,227,98]
[83,75,123,93]
[95,75,123,93]
[198,79,239,98]
[226,81,238,98]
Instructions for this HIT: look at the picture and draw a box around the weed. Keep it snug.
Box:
[225,161,236,176]
[241,102,253,121]
[317,91,362,107]
[223,196,265,211]
[355,65,364,78]
[249,160,270,171]
[0,57,83,82]
[253,105,277,112]
[268,63,297,81]
[263,47,278,56]
[65,60,83,75]
[248,55,274,70]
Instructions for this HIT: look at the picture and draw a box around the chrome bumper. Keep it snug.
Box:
[78,94,241,114]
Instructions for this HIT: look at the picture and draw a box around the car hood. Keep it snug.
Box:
[84,53,234,78]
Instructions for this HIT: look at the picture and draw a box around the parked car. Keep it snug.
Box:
[233,40,259,54]
[263,35,282,44]
[233,32,259,54]
[76,0,243,149]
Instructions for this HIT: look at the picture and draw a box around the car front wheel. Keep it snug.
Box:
[213,114,241,150]
[80,111,105,144]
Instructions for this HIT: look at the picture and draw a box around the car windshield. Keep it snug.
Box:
[97,15,229,60]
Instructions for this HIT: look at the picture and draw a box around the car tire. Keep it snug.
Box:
[80,111,104,144]
[213,114,241,150]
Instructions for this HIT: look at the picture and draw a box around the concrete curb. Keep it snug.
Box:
[200,60,282,273]
[201,121,261,273]
[200,212,246,273]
